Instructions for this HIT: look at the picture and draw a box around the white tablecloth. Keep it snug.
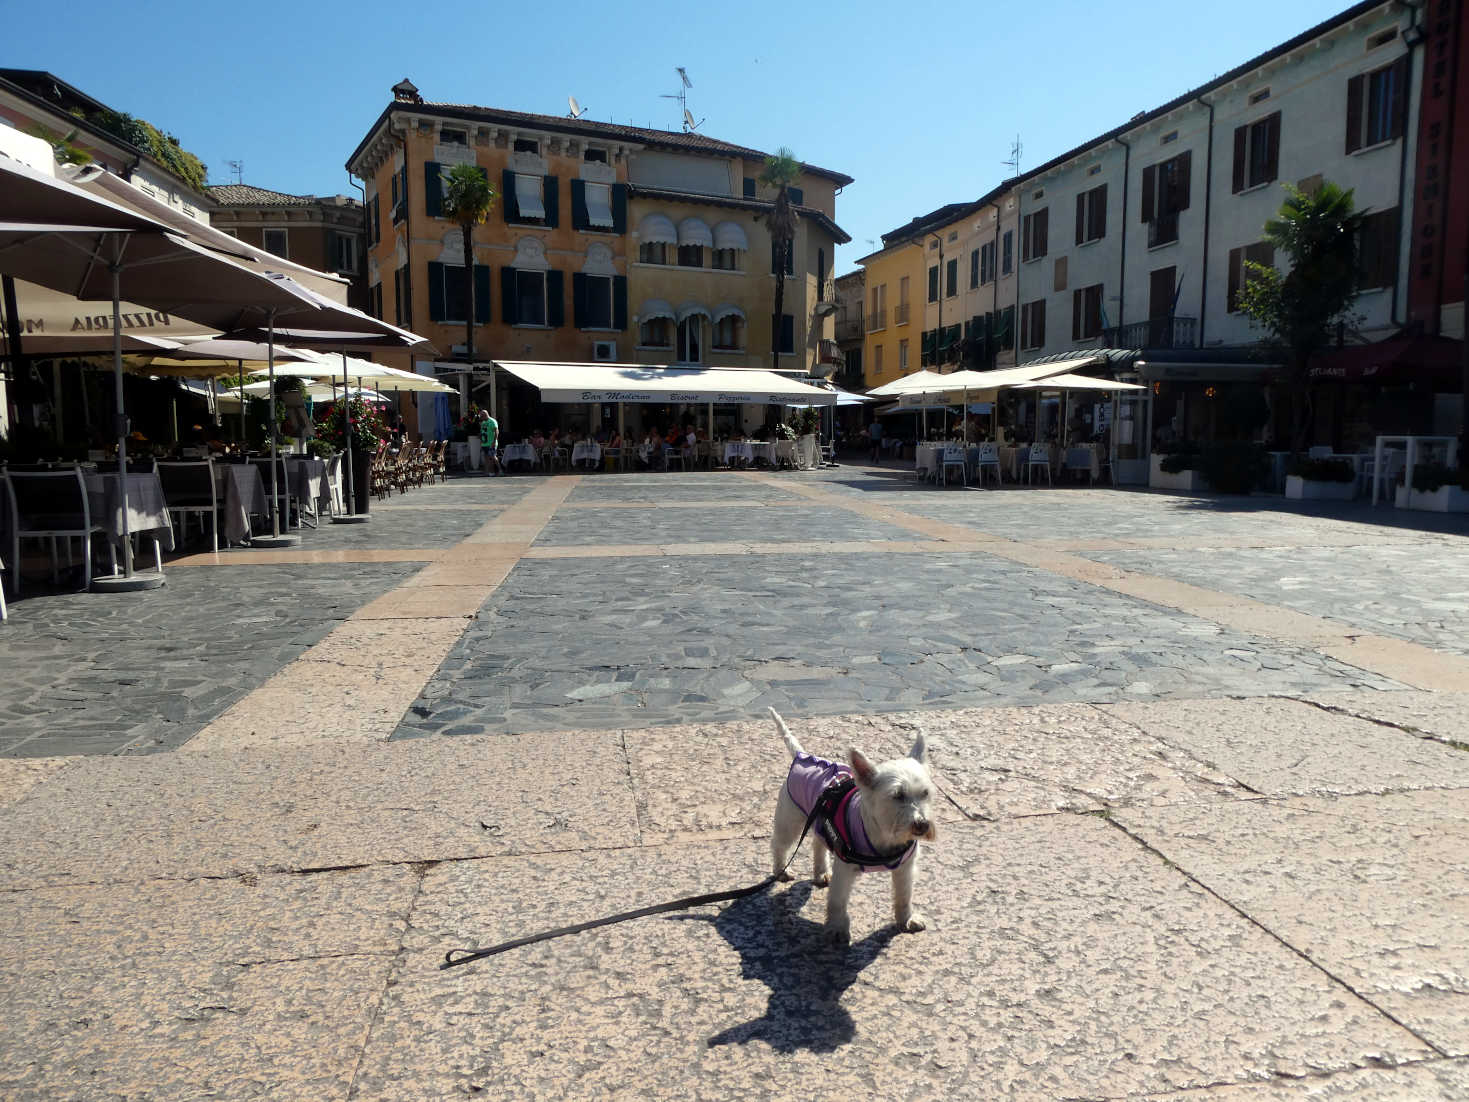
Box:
[84,471,174,552]
[571,442,601,464]
[501,444,537,466]
[915,443,943,478]
[1063,444,1102,480]
[775,440,798,468]
[217,464,267,545]
[724,442,753,464]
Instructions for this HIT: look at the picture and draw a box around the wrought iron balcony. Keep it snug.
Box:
[866,308,887,332]
[1100,315,1196,350]
[835,313,864,342]
[893,302,911,325]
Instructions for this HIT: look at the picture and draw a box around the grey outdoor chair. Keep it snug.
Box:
[3,465,112,595]
[157,460,220,552]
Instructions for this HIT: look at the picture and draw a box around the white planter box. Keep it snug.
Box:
[1395,484,1469,512]
[1150,455,1208,492]
[1285,475,1355,501]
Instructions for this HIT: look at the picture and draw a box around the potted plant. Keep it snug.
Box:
[1199,441,1268,495]
[1395,462,1469,512]
[315,398,387,513]
[1285,456,1356,501]
[1150,440,1207,492]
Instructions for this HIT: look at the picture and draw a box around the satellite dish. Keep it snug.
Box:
[568,96,587,119]
[676,66,692,89]
[683,108,698,131]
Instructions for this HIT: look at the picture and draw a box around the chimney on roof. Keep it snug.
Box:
[392,78,422,104]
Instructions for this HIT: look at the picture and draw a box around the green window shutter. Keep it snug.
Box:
[502,169,518,222]
[424,162,443,217]
[613,276,628,330]
[742,177,756,198]
[474,264,491,324]
[570,179,588,232]
[780,313,795,355]
[611,184,627,234]
[427,261,445,322]
[546,270,565,327]
[572,272,588,329]
[543,176,559,228]
[501,266,518,324]
[788,186,803,206]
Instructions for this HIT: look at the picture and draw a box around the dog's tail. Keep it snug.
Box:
[768,707,803,758]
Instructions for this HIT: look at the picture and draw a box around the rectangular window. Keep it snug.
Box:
[713,315,743,350]
[513,138,539,154]
[440,128,467,146]
[980,241,996,285]
[1001,230,1013,274]
[677,317,703,363]
[1346,59,1407,152]
[331,232,357,273]
[742,177,756,198]
[639,317,671,347]
[927,265,939,303]
[514,174,546,220]
[1227,242,1276,312]
[678,244,704,268]
[1020,298,1046,350]
[712,248,740,271]
[516,269,547,326]
[1232,112,1281,192]
[779,314,796,355]
[898,339,909,372]
[996,305,1014,351]
[945,257,958,298]
[969,248,980,289]
[583,146,608,163]
[1141,151,1191,248]
[1357,207,1400,289]
[1075,185,1107,244]
[873,343,884,375]
[394,264,410,328]
[583,275,613,329]
[897,276,908,306]
[262,228,288,259]
[1072,283,1103,340]
[1053,255,1068,292]
[1021,208,1048,261]
[788,186,804,206]
[584,182,614,229]
[639,241,668,265]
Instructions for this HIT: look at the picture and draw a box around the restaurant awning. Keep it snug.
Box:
[492,361,838,405]
[866,356,1103,398]
[638,214,678,245]
[1013,373,1146,391]
[1307,335,1464,387]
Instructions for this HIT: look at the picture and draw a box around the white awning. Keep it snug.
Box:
[676,301,711,323]
[1013,373,1146,391]
[712,221,748,251]
[492,361,837,405]
[638,213,677,244]
[638,299,676,323]
[711,303,745,323]
[514,174,545,220]
[866,356,1103,397]
[677,217,713,249]
[585,182,614,229]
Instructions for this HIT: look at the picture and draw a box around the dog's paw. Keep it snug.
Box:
[901,910,928,933]
[773,869,794,882]
[812,871,831,888]
[824,921,850,948]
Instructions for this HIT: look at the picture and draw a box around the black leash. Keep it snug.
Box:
[442,781,838,971]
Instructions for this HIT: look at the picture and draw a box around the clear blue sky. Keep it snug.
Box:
[9,0,1351,272]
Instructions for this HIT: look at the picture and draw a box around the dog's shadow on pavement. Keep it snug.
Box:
[666,880,896,1053]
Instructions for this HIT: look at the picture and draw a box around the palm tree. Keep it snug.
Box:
[440,163,498,372]
[1237,181,1362,453]
[760,148,801,375]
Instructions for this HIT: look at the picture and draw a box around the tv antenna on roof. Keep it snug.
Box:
[225,159,243,184]
[660,67,703,131]
[1002,135,1022,177]
[568,95,588,119]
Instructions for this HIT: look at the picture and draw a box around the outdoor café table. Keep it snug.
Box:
[501,443,537,468]
[915,443,943,480]
[287,457,328,519]
[571,441,601,467]
[216,462,268,545]
[449,441,472,471]
[84,470,175,556]
[1064,444,1102,481]
[724,441,754,467]
[748,442,777,467]
[998,445,1023,480]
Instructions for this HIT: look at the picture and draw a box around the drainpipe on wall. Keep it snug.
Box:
[1194,95,1215,347]
[347,172,366,311]
[1393,2,1424,326]
[1115,136,1130,342]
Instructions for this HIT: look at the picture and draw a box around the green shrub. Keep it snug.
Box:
[1287,457,1354,483]
[1200,441,1268,494]
[1158,441,1202,473]
[1409,463,1457,493]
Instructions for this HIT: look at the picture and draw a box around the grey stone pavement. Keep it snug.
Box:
[2,464,1468,1099]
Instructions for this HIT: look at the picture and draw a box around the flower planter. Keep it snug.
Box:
[1285,475,1355,501]
[1395,484,1469,512]
[1149,455,1208,492]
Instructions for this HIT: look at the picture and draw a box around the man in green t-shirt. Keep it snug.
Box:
[479,412,500,475]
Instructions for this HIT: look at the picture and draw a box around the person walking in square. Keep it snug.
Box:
[478,409,500,476]
[868,419,884,464]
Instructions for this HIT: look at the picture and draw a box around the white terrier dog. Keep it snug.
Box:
[767,708,936,946]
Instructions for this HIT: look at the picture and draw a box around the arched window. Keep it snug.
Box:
[712,304,746,351]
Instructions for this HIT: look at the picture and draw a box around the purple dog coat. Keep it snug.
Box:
[784,751,915,872]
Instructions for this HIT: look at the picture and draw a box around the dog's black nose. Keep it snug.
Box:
[912,819,929,837]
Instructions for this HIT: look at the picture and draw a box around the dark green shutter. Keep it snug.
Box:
[570,179,588,231]
[427,261,445,322]
[542,176,559,228]
[424,162,443,217]
[501,266,517,324]
[546,270,565,327]
[474,265,490,324]
[742,177,756,198]
[502,170,518,221]
[572,272,588,329]
[780,314,794,355]
[788,186,803,206]
[613,276,627,330]
[611,184,627,234]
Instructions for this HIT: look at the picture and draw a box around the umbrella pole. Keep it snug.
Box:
[92,237,163,592]
[333,350,369,524]
[252,311,299,548]
[238,361,246,444]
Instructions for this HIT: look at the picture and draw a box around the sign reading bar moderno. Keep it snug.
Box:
[540,389,824,405]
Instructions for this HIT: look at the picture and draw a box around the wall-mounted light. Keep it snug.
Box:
[1403,23,1424,47]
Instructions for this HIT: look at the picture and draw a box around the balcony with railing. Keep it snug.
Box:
[1100,315,1196,350]
[866,307,887,332]
[818,338,843,365]
[835,310,864,342]
[893,302,911,326]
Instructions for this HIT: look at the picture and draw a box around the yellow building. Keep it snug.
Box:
[855,221,929,390]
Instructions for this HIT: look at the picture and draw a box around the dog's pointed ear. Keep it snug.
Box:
[848,748,877,787]
[909,731,928,765]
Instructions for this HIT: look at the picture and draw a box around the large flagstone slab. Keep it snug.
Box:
[1099,697,1469,796]
[348,817,1428,1101]
[0,732,638,889]
[1144,1058,1469,1098]
[1298,689,1469,750]
[1115,789,1469,1056]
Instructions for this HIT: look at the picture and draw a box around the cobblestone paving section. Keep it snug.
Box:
[229,504,495,553]
[1083,543,1469,658]
[564,472,807,504]
[392,552,1401,738]
[533,504,917,546]
[0,563,419,758]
